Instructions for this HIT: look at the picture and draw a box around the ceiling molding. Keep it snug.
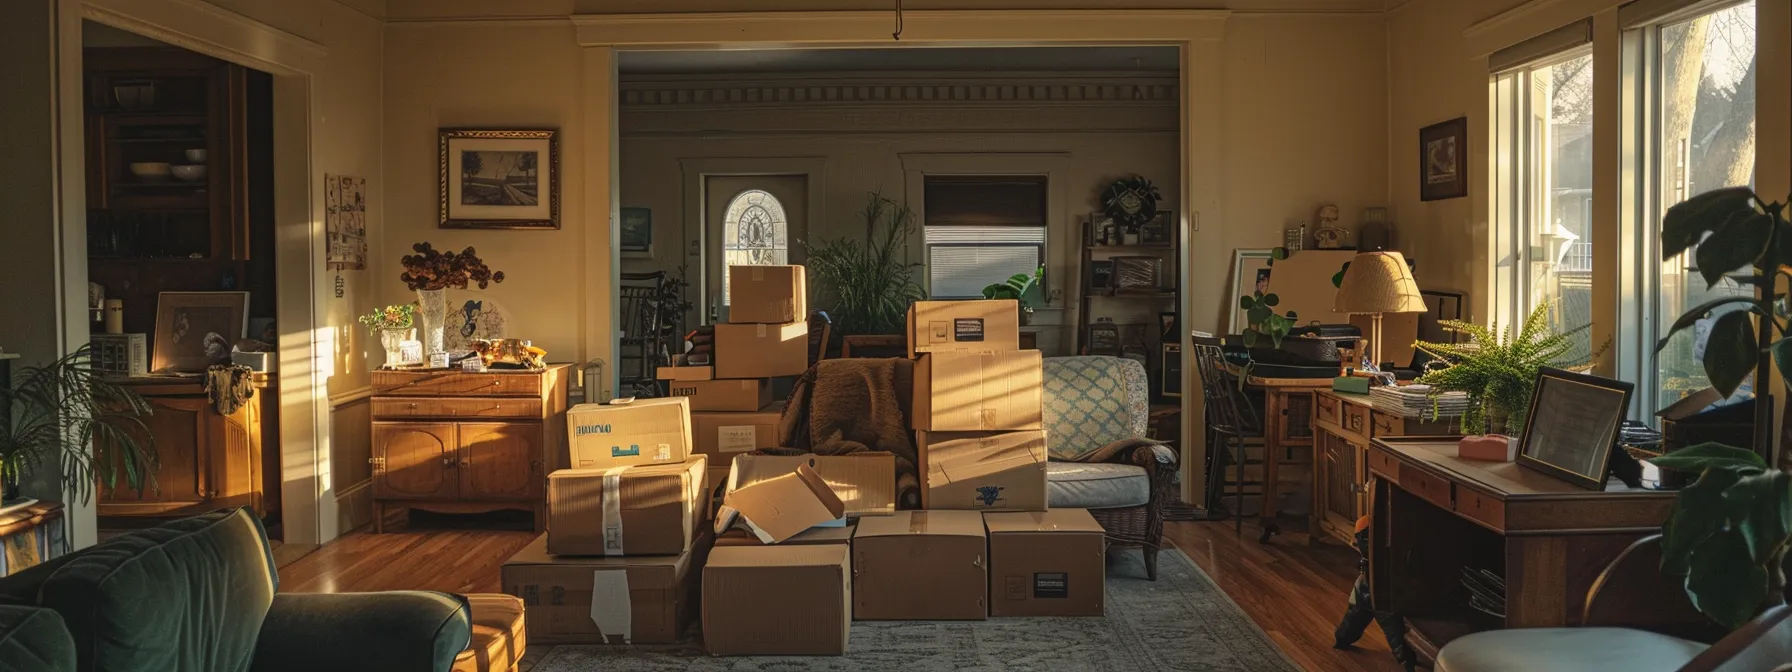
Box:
[620,77,1180,109]
[573,10,1232,47]
[83,0,327,74]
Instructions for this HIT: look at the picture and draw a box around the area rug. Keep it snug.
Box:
[530,547,1299,671]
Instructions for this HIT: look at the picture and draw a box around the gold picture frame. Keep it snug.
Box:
[438,128,560,230]
[151,291,249,374]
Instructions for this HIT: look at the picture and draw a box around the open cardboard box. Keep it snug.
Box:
[716,464,845,544]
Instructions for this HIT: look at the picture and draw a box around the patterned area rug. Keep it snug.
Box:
[530,547,1298,671]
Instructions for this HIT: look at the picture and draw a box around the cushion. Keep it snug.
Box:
[252,591,470,672]
[1046,462,1150,509]
[452,594,526,672]
[1041,356,1150,460]
[0,605,74,672]
[1436,628,1707,672]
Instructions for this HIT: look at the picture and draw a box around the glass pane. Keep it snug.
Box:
[1655,2,1758,409]
[720,189,789,306]
[923,226,1047,299]
[1527,52,1595,362]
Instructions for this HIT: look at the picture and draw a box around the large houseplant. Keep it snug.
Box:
[802,192,926,336]
[1412,300,1591,434]
[0,344,158,504]
[982,266,1043,325]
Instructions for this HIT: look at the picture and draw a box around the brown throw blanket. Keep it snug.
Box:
[774,357,921,510]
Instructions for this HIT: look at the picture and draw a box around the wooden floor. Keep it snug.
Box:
[280,512,1401,672]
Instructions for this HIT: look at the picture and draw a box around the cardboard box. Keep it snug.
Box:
[546,456,707,556]
[907,299,1020,357]
[703,545,850,656]
[500,530,710,644]
[666,378,772,412]
[727,453,897,518]
[983,509,1106,617]
[852,511,988,620]
[690,407,783,457]
[715,522,854,547]
[714,321,810,379]
[918,430,1048,511]
[656,365,714,382]
[727,264,808,324]
[719,464,845,544]
[912,350,1044,431]
[566,397,691,470]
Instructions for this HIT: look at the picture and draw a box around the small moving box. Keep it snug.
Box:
[727,264,808,324]
[690,407,783,457]
[852,511,988,620]
[907,299,1020,357]
[912,350,1044,431]
[918,430,1048,511]
[727,453,897,519]
[666,378,771,412]
[719,464,845,544]
[703,545,851,656]
[984,509,1106,617]
[500,530,709,644]
[714,322,810,379]
[565,397,691,470]
[546,456,707,556]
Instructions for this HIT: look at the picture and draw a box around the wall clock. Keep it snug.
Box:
[1101,176,1161,231]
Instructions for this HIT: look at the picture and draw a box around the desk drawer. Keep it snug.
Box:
[1316,394,1341,427]
[1341,402,1370,436]
[374,373,542,397]
[1368,444,1401,483]
[1398,462,1452,510]
[373,396,543,419]
[1371,412,1398,437]
[1455,486,1505,531]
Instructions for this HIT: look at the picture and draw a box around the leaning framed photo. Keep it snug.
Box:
[1419,117,1468,201]
[439,128,560,230]
[1227,249,1276,335]
[152,291,249,373]
[1515,367,1633,491]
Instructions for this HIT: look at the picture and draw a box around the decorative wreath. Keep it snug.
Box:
[1101,176,1161,232]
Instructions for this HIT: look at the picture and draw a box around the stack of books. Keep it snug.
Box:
[1370,384,1471,418]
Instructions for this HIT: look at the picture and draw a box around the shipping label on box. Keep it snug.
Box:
[546,456,706,556]
[666,378,771,412]
[727,264,808,324]
[912,350,1044,431]
[906,299,1020,357]
[500,531,709,645]
[984,509,1106,617]
[566,397,691,470]
[726,453,896,518]
[703,545,850,656]
[718,464,844,544]
[918,430,1047,511]
[714,321,810,379]
[852,511,988,620]
[691,407,782,456]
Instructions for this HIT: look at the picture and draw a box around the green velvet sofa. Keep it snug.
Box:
[0,507,472,672]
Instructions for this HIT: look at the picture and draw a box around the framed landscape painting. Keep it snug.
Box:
[439,128,560,229]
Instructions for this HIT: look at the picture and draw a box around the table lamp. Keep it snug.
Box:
[1334,251,1425,369]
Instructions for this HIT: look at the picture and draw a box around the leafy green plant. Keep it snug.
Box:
[0,345,157,504]
[802,192,926,335]
[982,266,1042,307]
[356,304,415,335]
[1656,188,1792,399]
[1412,300,1592,434]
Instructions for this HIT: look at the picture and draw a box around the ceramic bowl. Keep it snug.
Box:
[170,165,207,182]
[184,149,207,163]
[129,162,171,181]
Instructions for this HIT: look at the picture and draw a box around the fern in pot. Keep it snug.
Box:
[802,192,926,336]
[0,344,158,505]
[1412,300,1591,435]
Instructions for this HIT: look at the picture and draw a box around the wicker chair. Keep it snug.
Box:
[1041,356,1179,580]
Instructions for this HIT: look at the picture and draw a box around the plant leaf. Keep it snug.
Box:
[1649,442,1768,473]
[1773,337,1792,385]
[1662,187,1758,259]
[1262,293,1280,307]
[1722,470,1792,563]
[1695,211,1775,288]
[1685,528,1771,629]
[1703,310,1758,398]
[1661,465,1743,577]
[1655,297,1765,353]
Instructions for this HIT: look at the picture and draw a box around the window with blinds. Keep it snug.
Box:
[922,176,1047,299]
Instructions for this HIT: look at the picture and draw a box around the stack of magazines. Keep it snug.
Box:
[1370,384,1471,418]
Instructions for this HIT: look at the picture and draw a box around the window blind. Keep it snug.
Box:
[1490,18,1594,74]
[924,225,1046,299]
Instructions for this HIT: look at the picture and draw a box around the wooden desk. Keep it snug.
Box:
[1367,437,1675,662]
[1310,389,1458,544]
[1240,372,1330,540]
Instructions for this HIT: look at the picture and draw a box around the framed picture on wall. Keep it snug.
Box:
[1419,117,1468,201]
[620,207,653,256]
[439,128,560,229]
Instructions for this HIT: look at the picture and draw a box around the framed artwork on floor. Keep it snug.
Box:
[1227,249,1275,335]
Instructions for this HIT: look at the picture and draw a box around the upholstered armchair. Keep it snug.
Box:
[1041,356,1179,580]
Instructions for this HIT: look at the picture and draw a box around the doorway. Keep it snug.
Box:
[703,175,808,323]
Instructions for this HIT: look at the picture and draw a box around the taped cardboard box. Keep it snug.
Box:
[984,509,1106,617]
[714,321,810,379]
[690,406,783,457]
[703,545,850,656]
[500,529,710,645]
[546,455,707,556]
[666,378,771,413]
[566,397,691,470]
[852,511,988,620]
[718,464,845,544]
[727,453,897,518]
[727,264,808,324]
[906,299,1020,357]
[918,430,1048,511]
[715,521,854,547]
[912,350,1044,431]
[655,365,713,382]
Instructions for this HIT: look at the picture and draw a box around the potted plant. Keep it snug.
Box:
[982,266,1043,325]
[1412,300,1592,435]
[398,243,505,356]
[802,192,926,337]
[358,303,417,369]
[0,344,158,505]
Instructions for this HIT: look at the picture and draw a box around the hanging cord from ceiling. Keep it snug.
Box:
[892,0,904,41]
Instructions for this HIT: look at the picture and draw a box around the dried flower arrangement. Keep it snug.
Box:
[399,242,506,292]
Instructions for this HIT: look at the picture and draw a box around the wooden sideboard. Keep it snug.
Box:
[1367,437,1676,663]
[369,365,571,533]
[98,373,274,524]
[1311,389,1458,544]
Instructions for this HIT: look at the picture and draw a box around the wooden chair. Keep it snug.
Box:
[617,271,667,398]
[1189,336,1266,536]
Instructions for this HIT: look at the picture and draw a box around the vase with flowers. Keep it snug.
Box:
[358,303,417,368]
[399,243,505,356]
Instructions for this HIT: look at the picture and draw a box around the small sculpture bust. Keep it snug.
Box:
[1313,204,1346,249]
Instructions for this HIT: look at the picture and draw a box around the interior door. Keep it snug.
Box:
[702,174,807,323]
[371,422,457,500]
[458,422,541,500]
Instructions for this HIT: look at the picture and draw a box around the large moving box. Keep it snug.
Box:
[703,545,850,656]
[917,430,1048,511]
[690,407,782,457]
[500,530,710,644]
[984,509,1106,617]
[906,299,1020,357]
[727,453,897,518]
[666,378,771,412]
[714,322,810,379]
[852,511,987,620]
[565,398,691,469]
[912,350,1044,431]
[546,456,706,556]
[727,264,808,324]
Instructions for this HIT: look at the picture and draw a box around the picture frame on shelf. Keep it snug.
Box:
[438,128,561,229]
[1227,249,1275,335]
[1086,320,1122,356]
[1139,211,1173,245]
[1158,312,1179,343]
[1515,367,1632,491]
[1089,260,1115,290]
[1089,212,1120,246]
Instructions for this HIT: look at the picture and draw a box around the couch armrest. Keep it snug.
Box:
[0,605,75,672]
[250,592,470,672]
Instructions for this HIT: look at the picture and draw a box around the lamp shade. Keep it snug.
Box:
[1334,251,1425,314]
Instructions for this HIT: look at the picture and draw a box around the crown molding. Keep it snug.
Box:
[573,10,1231,47]
[621,73,1179,109]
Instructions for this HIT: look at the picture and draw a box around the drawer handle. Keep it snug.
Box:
[407,403,418,410]
[490,380,502,387]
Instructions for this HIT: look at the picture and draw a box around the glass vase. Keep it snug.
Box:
[418,288,448,355]
[379,328,410,368]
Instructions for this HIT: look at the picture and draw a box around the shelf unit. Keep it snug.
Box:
[1076,214,1181,399]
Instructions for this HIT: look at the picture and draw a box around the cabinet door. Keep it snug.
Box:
[206,396,261,511]
[458,423,542,501]
[100,397,209,505]
[372,422,457,500]
[1319,432,1359,536]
